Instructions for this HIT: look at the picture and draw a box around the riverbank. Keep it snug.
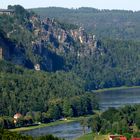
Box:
[76,133,94,140]
[94,134,108,140]
[76,133,109,140]
[9,116,91,132]
[92,86,140,93]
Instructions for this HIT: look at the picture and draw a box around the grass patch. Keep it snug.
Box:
[94,134,108,140]
[76,133,109,140]
[76,133,94,140]
[92,86,140,93]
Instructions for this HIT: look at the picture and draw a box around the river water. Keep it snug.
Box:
[96,87,140,110]
[22,122,91,140]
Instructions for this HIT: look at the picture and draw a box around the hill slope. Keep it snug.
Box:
[0,5,99,119]
[1,5,140,91]
[0,5,98,72]
[0,60,98,117]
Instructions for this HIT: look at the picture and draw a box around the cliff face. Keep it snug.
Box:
[0,5,100,71]
[38,18,98,56]
[0,31,33,67]
[30,16,100,62]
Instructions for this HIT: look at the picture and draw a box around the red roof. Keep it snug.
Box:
[120,137,127,140]
[14,113,22,119]
[109,135,127,140]
[110,135,123,139]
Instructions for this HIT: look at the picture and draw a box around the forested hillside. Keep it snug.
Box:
[0,60,98,119]
[31,7,140,90]
[1,6,140,92]
[32,7,140,40]
[1,5,140,123]
[73,39,140,90]
[0,5,100,124]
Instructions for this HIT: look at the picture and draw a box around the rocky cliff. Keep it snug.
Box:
[0,5,100,71]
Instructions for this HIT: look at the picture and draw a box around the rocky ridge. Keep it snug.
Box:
[0,5,100,71]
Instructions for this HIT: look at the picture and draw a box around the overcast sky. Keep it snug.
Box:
[1,0,140,11]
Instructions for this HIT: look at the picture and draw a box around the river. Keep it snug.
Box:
[96,87,140,110]
[22,122,91,140]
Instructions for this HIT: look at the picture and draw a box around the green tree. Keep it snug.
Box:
[63,100,73,117]
[47,104,61,120]
[91,115,102,133]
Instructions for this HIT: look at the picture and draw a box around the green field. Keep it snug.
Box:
[94,134,108,140]
[76,133,109,140]
[93,86,140,93]
[76,133,94,140]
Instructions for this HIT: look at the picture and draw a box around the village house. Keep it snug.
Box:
[0,46,10,60]
[109,135,127,140]
[109,135,140,140]
[0,9,14,15]
[34,64,40,71]
[0,47,3,59]
[13,113,22,124]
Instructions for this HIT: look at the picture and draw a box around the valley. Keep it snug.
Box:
[1,3,140,140]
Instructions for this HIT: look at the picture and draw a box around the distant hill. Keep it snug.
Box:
[32,7,140,40]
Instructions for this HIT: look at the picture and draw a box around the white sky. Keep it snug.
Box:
[1,0,140,11]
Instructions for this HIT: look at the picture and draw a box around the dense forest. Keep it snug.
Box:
[0,6,100,130]
[32,7,140,40]
[73,39,140,90]
[0,60,98,129]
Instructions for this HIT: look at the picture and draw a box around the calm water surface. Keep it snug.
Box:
[22,122,91,140]
[96,87,140,110]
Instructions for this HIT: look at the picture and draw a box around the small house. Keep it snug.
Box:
[120,137,127,140]
[13,113,22,124]
[109,135,127,140]
[0,9,14,15]
[34,64,40,71]
[0,47,3,59]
